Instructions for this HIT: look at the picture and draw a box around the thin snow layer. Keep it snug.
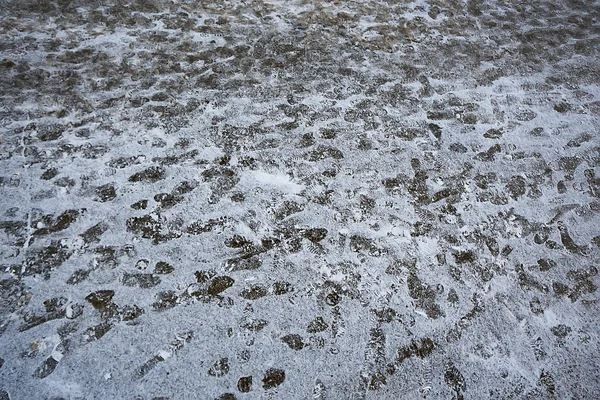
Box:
[0,0,599,399]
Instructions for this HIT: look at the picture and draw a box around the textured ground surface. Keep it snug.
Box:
[0,0,599,399]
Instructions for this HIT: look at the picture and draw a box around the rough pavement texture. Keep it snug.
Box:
[0,0,599,399]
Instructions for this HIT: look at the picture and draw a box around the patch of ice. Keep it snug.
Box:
[243,170,305,194]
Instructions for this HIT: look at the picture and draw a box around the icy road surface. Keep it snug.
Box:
[0,0,599,399]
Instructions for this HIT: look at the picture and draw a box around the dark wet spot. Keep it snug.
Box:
[444,364,466,394]
[239,318,267,332]
[85,290,115,309]
[449,143,467,153]
[374,307,397,323]
[225,235,251,248]
[407,272,444,319]
[65,268,90,285]
[231,192,245,202]
[462,113,477,124]
[126,214,179,244]
[154,261,174,274]
[357,137,372,151]
[515,110,536,121]
[453,251,476,264]
[208,276,235,295]
[537,259,556,271]
[238,156,256,169]
[554,102,572,113]
[215,394,236,400]
[501,245,513,257]
[325,291,341,306]
[484,237,499,256]
[237,376,252,393]
[367,370,388,391]
[349,235,380,256]
[428,123,442,139]
[92,246,119,268]
[307,145,343,161]
[152,291,178,311]
[506,176,526,200]
[551,324,572,338]
[534,230,549,245]
[530,297,545,314]
[151,92,169,101]
[552,281,570,296]
[79,222,108,245]
[320,128,337,139]
[43,297,67,313]
[474,173,497,190]
[396,337,436,364]
[134,355,164,380]
[281,334,305,350]
[567,133,592,148]
[273,281,293,295]
[262,368,285,389]
[41,168,58,180]
[201,166,239,194]
[121,304,144,322]
[306,316,328,333]
[275,200,304,220]
[539,370,556,395]
[128,166,166,183]
[108,156,142,169]
[474,144,501,161]
[558,222,587,254]
[131,200,148,210]
[94,184,117,202]
[97,302,119,320]
[303,228,328,243]
[19,308,65,332]
[427,110,454,120]
[557,157,582,174]
[208,358,229,377]
[195,270,216,284]
[260,237,281,250]
[447,288,459,304]
[297,133,315,148]
[432,188,458,203]
[382,177,401,189]
[122,273,161,288]
[33,357,58,379]
[187,219,219,234]
[84,321,113,341]
[411,221,433,237]
[483,128,503,139]
[154,193,183,209]
[23,241,73,276]
[172,180,198,196]
[226,255,262,272]
[38,124,65,142]
[240,285,267,300]
[517,265,549,293]
[529,127,544,136]
[34,209,85,236]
